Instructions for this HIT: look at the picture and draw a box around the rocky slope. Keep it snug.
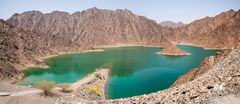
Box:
[0,19,45,82]
[159,21,186,28]
[171,50,230,87]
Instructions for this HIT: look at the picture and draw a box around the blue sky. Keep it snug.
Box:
[0,0,240,23]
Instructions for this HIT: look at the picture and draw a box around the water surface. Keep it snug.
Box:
[18,45,219,99]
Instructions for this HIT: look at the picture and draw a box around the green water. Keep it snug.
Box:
[18,45,219,99]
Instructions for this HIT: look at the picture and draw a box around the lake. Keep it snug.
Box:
[18,45,219,99]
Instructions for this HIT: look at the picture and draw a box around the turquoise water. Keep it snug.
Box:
[18,45,219,99]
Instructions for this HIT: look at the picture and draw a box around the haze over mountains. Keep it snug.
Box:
[159,21,186,28]
[1,7,240,82]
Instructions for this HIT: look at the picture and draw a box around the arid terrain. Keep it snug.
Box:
[0,8,240,104]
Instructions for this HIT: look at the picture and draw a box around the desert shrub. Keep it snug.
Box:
[35,80,55,95]
[58,83,71,92]
[85,85,101,96]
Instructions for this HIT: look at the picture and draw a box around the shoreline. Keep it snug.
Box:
[177,42,226,50]
[93,44,165,49]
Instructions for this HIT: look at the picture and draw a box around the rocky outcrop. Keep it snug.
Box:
[159,21,186,28]
[157,46,189,55]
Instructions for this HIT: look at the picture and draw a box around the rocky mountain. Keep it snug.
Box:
[7,8,172,48]
[159,21,186,28]
[7,8,240,49]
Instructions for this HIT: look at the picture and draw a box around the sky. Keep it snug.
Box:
[0,0,240,23]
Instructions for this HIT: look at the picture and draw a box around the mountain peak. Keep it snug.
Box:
[89,7,98,10]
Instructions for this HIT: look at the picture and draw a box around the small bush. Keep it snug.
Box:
[85,85,101,96]
[35,80,55,95]
[58,83,71,92]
